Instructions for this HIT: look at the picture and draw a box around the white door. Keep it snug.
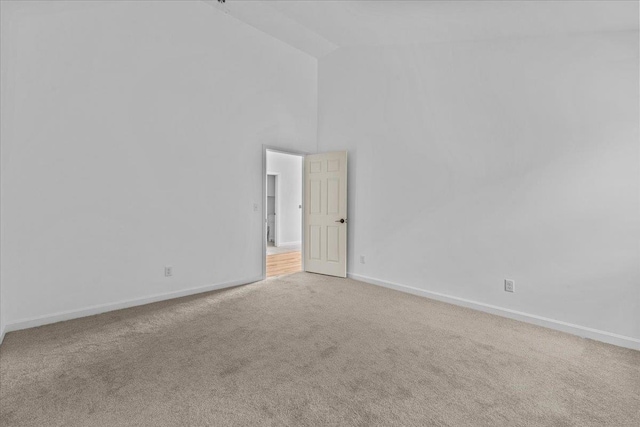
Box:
[304,151,347,277]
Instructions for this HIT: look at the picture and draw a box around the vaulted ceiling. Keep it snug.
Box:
[205,0,639,58]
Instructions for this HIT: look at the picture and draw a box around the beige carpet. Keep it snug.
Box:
[1,273,638,426]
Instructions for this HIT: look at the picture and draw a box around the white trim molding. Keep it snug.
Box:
[348,273,640,351]
[277,241,302,247]
[3,276,263,336]
[0,325,5,346]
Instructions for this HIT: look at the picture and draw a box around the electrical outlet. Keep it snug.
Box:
[360,255,365,264]
[165,266,173,277]
[504,279,515,293]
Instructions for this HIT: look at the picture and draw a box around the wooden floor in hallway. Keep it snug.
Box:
[266,251,301,277]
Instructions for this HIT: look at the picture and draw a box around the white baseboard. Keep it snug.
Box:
[3,276,263,336]
[277,241,301,247]
[4,274,637,351]
[348,273,640,351]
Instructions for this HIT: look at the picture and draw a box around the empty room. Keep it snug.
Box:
[0,1,638,426]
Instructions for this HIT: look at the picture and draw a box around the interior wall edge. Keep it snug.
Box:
[1,276,263,338]
[348,273,640,351]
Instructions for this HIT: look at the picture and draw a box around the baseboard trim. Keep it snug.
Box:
[276,241,301,248]
[348,273,640,351]
[0,325,5,346]
[3,276,263,335]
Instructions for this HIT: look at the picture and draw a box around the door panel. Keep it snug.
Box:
[309,225,322,260]
[304,151,347,277]
[327,226,340,262]
[327,178,340,214]
[310,180,321,214]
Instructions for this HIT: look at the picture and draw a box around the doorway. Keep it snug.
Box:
[267,174,278,247]
[264,148,304,278]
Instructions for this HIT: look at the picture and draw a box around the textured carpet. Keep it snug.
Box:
[1,272,638,426]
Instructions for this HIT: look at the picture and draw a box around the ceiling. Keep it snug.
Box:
[207,1,639,58]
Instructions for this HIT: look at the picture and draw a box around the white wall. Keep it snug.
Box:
[318,32,640,343]
[0,0,317,328]
[267,151,303,246]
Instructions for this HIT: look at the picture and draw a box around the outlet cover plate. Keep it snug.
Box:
[505,279,515,293]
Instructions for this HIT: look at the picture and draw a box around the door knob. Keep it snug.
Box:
[335,218,346,223]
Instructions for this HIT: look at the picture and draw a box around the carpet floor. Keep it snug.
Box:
[1,272,638,426]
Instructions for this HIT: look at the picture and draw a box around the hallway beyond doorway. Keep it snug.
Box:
[265,149,303,278]
[267,242,301,256]
[266,250,301,277]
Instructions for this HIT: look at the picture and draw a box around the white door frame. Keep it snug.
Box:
[262,145,308,280]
